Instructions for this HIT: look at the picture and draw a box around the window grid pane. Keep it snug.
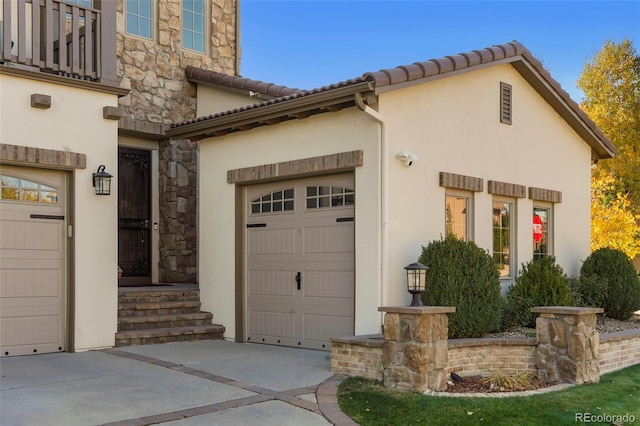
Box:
[1,175,59,204]
[126,0,152,39]
[492,201,511,277]
[251,189,294,214]
[533,207,550,260]
[306,186,354,210]
[445,195,468,241]
[182,0,205,52]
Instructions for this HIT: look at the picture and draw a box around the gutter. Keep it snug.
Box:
[355,92,388,329]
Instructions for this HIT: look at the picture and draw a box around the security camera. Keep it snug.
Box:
[396,151,418,167]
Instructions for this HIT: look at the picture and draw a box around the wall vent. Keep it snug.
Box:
[500,82,512,125]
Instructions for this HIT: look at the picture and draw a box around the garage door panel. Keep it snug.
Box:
[246,174,354,350]
[248,310,295,338]
[303,224,354,253]
[1,165,66,357]
[248,228,296,255]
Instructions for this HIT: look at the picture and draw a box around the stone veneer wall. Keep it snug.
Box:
[447,338,537,377]
[158,139,198,282]
[115,0,237,282]
[599,329,640,374]
[116,0,237,125]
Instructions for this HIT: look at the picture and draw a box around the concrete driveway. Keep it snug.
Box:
[0,341,355,425]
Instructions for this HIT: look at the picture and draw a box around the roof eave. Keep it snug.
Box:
[166,82,374,140]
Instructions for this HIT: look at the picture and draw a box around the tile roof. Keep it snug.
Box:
[173,41,615,158]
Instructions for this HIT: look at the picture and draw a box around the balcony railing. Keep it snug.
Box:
[0,0,116,85]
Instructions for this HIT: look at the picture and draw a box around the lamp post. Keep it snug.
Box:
[92,165,113,196]
[405,262,428,307]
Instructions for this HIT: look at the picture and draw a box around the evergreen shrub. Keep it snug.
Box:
[418,236,502,338]
[580,248,640,320]
[504,256,573,328]
[569,275,607,309]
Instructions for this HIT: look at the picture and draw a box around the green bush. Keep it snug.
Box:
[580,248,640,320]
[569,275,607,308]
[418,236,502,338]
[504,256,573,328]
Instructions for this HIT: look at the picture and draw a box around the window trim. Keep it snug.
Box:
[125,0,154,40]
[182,0,207,54]
[445,190,473,241]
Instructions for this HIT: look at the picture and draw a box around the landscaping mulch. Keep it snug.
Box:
[444,375,554,393]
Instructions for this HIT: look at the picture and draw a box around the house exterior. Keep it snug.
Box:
[167,41,615,350]
[0,0,238,356]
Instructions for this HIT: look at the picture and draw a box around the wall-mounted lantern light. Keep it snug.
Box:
[405,262,429,307]
[92,165,113,196]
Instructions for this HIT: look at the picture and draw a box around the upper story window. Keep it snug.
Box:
[1,174,58,204]
[68,0,93,7]
[445,192,472,241]
[492,199,514,278]
[306,186,354,209]
[182,0,205,53]
[126,0,153,39]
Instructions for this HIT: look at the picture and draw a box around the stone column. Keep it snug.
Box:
[378,306,455,393]
[531,306,603,384]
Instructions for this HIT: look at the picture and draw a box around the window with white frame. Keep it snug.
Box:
[533,205,552,260]
[182,0,205,53]
[492,199,515,278]
[126,0,153,39]
[445,192,472,241]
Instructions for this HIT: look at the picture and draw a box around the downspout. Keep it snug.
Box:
[355,92,388,329]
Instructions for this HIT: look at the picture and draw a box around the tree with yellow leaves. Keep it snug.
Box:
[591,174,640,260]
[578,39,640,257]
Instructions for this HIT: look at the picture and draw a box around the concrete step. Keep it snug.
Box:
[117,312,214,331]
[115,325,225,346]
[118,300,202,317]
[118,290,200,304]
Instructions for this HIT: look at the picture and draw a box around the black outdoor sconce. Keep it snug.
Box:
[92,165,113,196]
[405,262,428,307]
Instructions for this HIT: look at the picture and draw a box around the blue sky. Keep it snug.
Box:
[239,1,640,102]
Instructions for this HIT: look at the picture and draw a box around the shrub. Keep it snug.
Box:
[504,256,573,328]
[580,248,640,320]
[418,236,502,338]
[569,275,607,308]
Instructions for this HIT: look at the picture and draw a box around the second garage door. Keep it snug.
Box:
[1,165,67,357]
[246,174,355,350]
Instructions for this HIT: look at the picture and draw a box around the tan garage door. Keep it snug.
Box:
[1,165,66,357]
[246,173,355,350]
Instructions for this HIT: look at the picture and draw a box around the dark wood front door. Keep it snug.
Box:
[118,147,151,286]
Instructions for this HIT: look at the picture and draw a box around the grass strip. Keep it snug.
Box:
[338,365,640,425]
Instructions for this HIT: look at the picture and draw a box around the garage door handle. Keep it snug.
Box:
[295,272,301,290]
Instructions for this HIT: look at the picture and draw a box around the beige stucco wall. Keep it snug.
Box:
[197,63,594,338]
[0,74,120,351]
[196,85,261,116]
[198,109,382,338]
[379,63,592,303]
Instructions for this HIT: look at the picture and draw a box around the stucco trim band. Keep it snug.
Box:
[529,187,562,203]
[439,172,483,192]
[0,143,86,169]
[227,150,364,184]
[488,180,526,198]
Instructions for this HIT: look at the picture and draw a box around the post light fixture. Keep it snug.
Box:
[405,262,429,307]
[92,165,113,196]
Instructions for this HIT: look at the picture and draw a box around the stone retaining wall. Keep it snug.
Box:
[599,329,640,374]
[331,306,640,391]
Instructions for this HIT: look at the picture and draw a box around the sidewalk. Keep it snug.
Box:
[0,340,356,426]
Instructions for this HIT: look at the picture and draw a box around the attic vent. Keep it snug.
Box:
[500,82,512,125]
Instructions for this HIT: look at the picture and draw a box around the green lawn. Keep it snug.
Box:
[338,365,640,425]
